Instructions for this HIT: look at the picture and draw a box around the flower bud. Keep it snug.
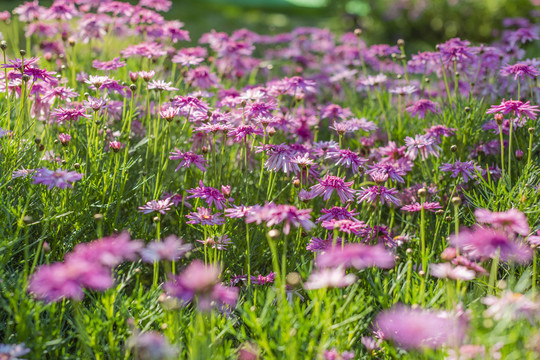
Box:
[494,113,503,125]
[451,196,462,206]
[515,149,523,160]
[267,229,280,239]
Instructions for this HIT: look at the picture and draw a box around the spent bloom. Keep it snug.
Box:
[309,173,356,204]
[32,168,83,189]
[375,305,467,350]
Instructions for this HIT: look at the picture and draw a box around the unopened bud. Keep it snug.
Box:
[417,188,427,198]
[451,197,462,206]
[450,145,457,152]
[268,229,280,239]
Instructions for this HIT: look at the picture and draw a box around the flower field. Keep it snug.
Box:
[0,0,539,359]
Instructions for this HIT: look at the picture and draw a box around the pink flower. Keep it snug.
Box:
[401,202,442,213]
[486,99,539,120]
[406,99,440,119]
[304,267,357,290]
[357,186,400,206]
[32,168,83,189]
[375,305,467,350]
[310,174,356,204]
[316,244,395,270]
[430,263,476,281]
[164,260,238,310]
[450,227,532,263]
[141,235,192,263]
[187,181,228,210]
[138,199,172,215]
[246,203,314,235]
[186,207,225,226]
[250,272,275,285]
[405,134,441,160]
[169,148,207,172]
[500,63,539,80]
[474,208,530,236]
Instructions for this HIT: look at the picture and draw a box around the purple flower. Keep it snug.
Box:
[304,267,357,290]
[401,202,442,213]
[92,57,126,71]
[309,174,356,204]
[486,99,539,120]
[357,186,400,206]
[406,99,439,119]
[404,134,441,160]
[51,105,90,124]
[306,237,344,252]
[366,163,406,183]
[246,203,314,235]
[250,272,276,285]
[186,207,225,226]
[438,37,477,67]
[164,260,238,310]
[138,199,172,215]
[474,208,530,236]
[323,348,355,360]
[187,181,228,210]
[169,148,207,172]
[257,144,299,174]
[440,160,477,182]
[326,148,367,174]
[317,205,359,223]
[196,235,232,250]
[375,305,468,350]
[140,235,192,263]
[67,232,143,268]
[500,63,539,80]
[0,343,30,360]
[450,227,532,263]
[316,244,395,270]
[32,168,83,189]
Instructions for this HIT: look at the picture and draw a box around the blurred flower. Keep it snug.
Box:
[316,244,394,270]
[474,208,529,236]
[127,331,177,360]
[141,235,192,263]
[304,267,357,290]
[0,343,30,360]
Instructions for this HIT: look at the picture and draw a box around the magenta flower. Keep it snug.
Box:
[186,207,225,226]
[58,133,71,146]
[66,232,143,268]
[51,105,90,124]
[92,57,126,71]
[257,144,299,174]
[500,63,539,80]
[440,160,477,182]
[401,202,442,213]
[321,219,367,234]
[406,99,439,119]
[228,124,264,143]
[304,267,357,290]
[375,305,467,350]
[224,204,259,219]
[140,235,192,263]
[486,99,539,120]
[28,261,113,302]
[138,199,173,215]
[164,260,238,310]
[309,174,356,204]
[357,186,400,206]
[32,168,83,189]
[250,272,276,285]
[187,181,228,210]
[450,227,532,263]
[196,235,232,250]
[366,163,406,183]
[405,134,441,160]
[169,148,207,172]
[474,208,530,236]
[246,203,314,235]
[324,349,355,360]
[317,205,359,223]
[316,244,395,270]
[326,148,367,174]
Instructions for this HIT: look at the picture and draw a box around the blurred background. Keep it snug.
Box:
[1,0,538,51]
